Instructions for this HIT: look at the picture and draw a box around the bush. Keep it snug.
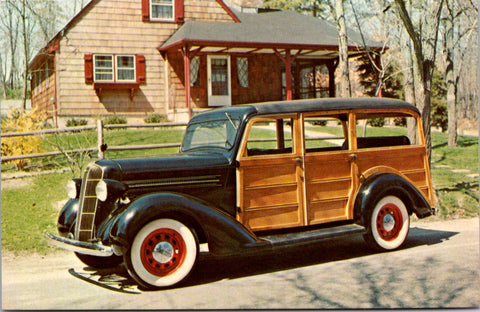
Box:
[144,114,168,124]
[368,118,385,127]
[1,109,46,170]
[66,118,88,127]
[104,115,127,125]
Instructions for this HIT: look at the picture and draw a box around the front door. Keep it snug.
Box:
[237,116,305,232]
[207,55,231,106]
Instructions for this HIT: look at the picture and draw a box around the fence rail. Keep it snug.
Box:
[1,121,187,163]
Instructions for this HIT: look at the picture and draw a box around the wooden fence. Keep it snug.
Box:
[1,120,187,163]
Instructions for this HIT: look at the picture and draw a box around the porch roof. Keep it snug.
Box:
[159,9,383,58]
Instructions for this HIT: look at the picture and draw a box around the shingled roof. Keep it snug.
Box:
[159,9,383,58]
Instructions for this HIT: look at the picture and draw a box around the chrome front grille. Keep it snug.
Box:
[75,164,103,241]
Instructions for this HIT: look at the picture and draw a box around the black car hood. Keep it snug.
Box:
[96,152,231,181]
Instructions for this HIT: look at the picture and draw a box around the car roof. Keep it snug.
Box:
[190,98,419,123]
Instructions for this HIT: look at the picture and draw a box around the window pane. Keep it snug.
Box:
[117,56,135,81]
[151,0,173,19]
[246,119,293,156]
[94,55,113,81]
[190,56,200,87]
[237,57,248,88]
[304,116,346,153]
[356,115,417,148]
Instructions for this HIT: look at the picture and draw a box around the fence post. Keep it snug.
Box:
[97,119,104,159]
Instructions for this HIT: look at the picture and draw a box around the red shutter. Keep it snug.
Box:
[141,0,150,21]
[84,54,93,84]
[175,0,184,23]
[136,55,146,84]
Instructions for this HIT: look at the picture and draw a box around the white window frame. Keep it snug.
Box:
[93,54,136,83]
[150,0,175,21]
[93,54,114,83]
[116,55,136,83]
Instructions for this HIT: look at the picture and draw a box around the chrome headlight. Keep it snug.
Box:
[95,180,108,202]
[95,179,128,202]
[66,179,82,199]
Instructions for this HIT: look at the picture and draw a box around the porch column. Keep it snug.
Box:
[274,49,298,101]
[285,50,293,100]
[181,47,192,120]
[327,60,338,98]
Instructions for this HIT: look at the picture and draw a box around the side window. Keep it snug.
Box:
[246,118,293,156]
[356,115,417,149]
[304,115,347,153]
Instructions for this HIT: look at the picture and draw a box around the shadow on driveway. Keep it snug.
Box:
[68,226,458,293]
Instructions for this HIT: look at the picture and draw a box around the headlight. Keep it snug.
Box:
[66,179,81,199]
[95,179,128,202]
[95,180,108,202]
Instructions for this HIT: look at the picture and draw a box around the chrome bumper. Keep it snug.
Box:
[44,231,114,257]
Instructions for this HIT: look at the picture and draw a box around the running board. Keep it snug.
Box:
[258,224,365,248]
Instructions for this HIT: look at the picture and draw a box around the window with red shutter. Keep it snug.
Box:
[84,54,93,84]
[142,0,183,22]
[136,55,146,84]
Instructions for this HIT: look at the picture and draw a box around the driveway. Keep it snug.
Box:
[2,217,479,309]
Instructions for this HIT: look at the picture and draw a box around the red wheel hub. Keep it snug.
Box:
[140,228,186,276]
[376,203,403,241]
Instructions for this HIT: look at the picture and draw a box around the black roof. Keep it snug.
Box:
[191,98,419,124]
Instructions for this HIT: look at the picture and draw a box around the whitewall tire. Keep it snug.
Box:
[364,195,410,251]
[126,219,197,288]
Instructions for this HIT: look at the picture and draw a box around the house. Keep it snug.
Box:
[28,0,382,125]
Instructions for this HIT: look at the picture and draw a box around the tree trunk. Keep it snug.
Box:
[394,0,445,160]
[335,0,351,97]
[445,0,457,147]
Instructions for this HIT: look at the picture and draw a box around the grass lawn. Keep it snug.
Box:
[1,127,478,254]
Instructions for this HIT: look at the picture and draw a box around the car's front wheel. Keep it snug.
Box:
[125,218,198,289]
[363,195,410,251]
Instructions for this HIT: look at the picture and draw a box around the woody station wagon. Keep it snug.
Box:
[46,98,436,289]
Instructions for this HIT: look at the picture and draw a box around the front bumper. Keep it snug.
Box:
[44,231,114,257]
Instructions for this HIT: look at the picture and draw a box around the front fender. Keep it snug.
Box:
[57,198,79,237]
[354,172,433,226]
[109,192,264,256]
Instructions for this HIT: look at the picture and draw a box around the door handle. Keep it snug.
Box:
[295,157,303,163]
[348,154,357,161]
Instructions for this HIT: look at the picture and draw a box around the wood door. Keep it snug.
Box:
[237,116,305,232]
[302,115,354,225]
[207,55,231,106]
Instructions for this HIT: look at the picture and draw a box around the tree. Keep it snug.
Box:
[334,0,352,97]
[394,0,445,160]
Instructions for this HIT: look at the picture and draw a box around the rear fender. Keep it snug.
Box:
[354,172,432,226]
[109,192,263,256]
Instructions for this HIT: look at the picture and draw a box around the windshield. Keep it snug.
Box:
[181,117,240,152]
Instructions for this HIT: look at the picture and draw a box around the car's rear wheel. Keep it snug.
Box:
[75,252,123,269]
[363,195,409,251]
[125,218,198,289]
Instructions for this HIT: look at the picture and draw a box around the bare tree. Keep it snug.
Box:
[394,0,445,159]
[334,0,352,97]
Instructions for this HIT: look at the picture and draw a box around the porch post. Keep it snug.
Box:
[181,47,192,120]
[285,49,293,100]
[327,60,338,98]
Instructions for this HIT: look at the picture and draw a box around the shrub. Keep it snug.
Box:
[104,115,127,125]
[1,109,46,170]
[66,118,88,127]
[144,114,168,124]
[368,118,385,127]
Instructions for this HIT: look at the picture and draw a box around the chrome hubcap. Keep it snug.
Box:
[152,241,174,264]
[382,213,395,232]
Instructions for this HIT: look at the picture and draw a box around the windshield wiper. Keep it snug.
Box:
[225,113,238,130]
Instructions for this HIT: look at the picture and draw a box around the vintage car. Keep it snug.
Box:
[46,98,436,289]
